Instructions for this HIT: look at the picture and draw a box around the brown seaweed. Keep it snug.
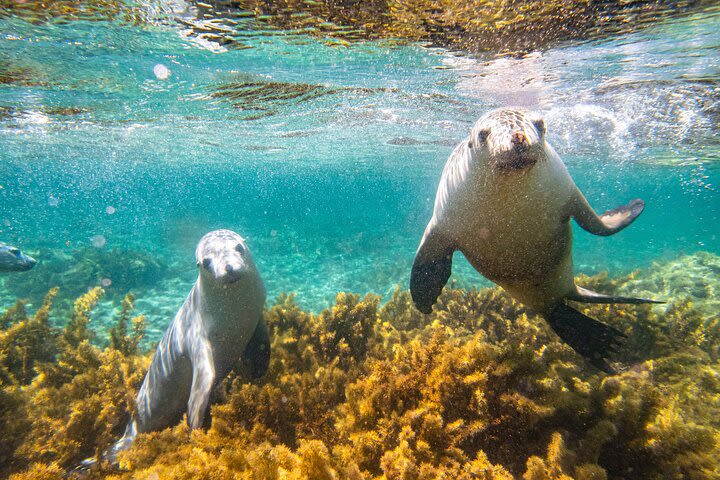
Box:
[1,258,720,479]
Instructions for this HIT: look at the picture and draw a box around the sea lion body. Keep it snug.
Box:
[437,137,576,313]
[109,229,269,456]
[412,109,659,371]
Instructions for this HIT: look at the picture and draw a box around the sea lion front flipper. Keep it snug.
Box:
[411,229,455,314]
[547,303,626,374]
[570,193,645,236]
[569,286,664,304]
[243,317,271,379]
[187,339,215,429]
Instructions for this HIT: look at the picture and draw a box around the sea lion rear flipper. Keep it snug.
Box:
[410,230,454,314]
[569,286,664,304]
[187,339,215,429]
[547,303,626,374]
[243,317,271,379]
[570,193,645,236]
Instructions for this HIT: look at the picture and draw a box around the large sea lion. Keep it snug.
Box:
[107,229,269,457]
[0,242,36,272]
[411,108,660,372]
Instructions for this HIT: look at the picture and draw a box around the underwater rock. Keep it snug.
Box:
[208,79,395,120]
[0,62,52,88]
[1,259,720,478]
[0,105,91,121]
[386,136,422,146]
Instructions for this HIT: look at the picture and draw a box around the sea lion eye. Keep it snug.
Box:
[532,118,546,136]
[235,244,245,254]
[478,129,490,143]
[202,258,212,270]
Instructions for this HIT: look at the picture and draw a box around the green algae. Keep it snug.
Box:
[1,256,720,479]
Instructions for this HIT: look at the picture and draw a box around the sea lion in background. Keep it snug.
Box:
[411,108,661,373]
[105,229,269,459]
[0,243,36,272]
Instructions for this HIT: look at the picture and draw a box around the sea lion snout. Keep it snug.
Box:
[17,253,37,271]
[203,257,248,283]
[511,131,529,151]
[493,132,541,171]
[223,262,245,283]
[470,109,545,171]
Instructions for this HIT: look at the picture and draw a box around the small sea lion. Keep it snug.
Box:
[106,229,268,458]
[0,243,36,272]
[411,108,661,372]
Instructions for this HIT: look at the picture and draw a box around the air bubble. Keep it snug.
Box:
[90,234,107,248]
[153,63,170,80]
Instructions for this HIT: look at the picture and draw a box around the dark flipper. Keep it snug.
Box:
[243,317,270,379]
[569,286,664,304]
[410,232,454,314]
[546,303,626,373]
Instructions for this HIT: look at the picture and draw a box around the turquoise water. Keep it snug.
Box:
[1,8,718,341]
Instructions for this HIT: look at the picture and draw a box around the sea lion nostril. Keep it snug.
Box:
[511,132,527,145]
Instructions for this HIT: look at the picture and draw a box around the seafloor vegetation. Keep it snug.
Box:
[2,247,167,307]
[1,253,720,479]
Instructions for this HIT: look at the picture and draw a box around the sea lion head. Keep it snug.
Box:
[469,109,547,173]
[0,243,37,272]
[195,229,254,285]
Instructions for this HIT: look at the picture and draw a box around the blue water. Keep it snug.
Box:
[1,8,718,340]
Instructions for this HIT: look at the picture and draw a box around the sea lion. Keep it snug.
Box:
[107,229,269,458]
[410,108,661,372]
[0,243,36,272]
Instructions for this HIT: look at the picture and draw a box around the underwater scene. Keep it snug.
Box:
[1,0,720,478]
